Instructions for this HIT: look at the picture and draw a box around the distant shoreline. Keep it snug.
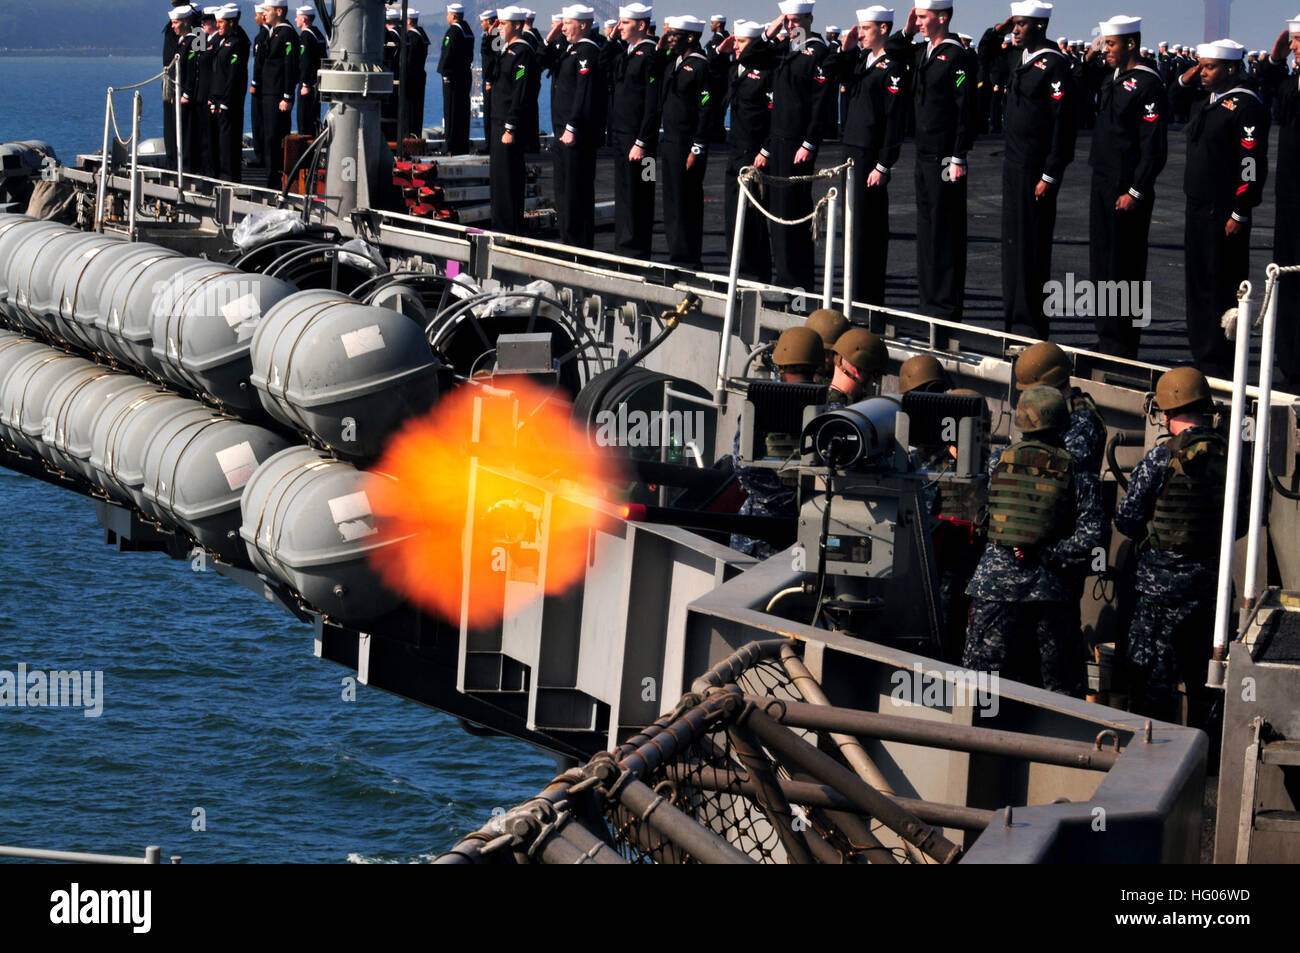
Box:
[0,49,154,56]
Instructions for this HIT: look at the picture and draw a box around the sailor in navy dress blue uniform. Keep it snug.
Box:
[295,5,327,137]
[719,20,775,282]
[758,0,837,295]
[608,3,661,258]
[1171,40,1271,378]
[1081,15,1167,358]
[490,8,536,235]
[978,2,1077,340]
[658,15,719,269]
[438,4,475,153]
[886,0,977,323]
[1259,19,1300,392]
[837,6,907,307]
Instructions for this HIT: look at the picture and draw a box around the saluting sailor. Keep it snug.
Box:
[837,6,907,306]
[979,1,1076,340]
[658,15,718,269]
[717,19,776,282]
[1172,39,1270,377]
[757,0,837,297]
[1259,17,1300,392]
[1082,15,1167,358]
[608,3,660,258]
[887,0,978,323]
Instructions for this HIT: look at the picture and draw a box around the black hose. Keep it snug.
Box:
[1271,468,1300,501]
[1106,428,1144,491]
[583,296,698,431]
[280,125,332,210]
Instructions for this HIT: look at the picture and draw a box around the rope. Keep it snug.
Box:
[737,160,852,242]
[1254,263,1300,330]
[104,58,178,147]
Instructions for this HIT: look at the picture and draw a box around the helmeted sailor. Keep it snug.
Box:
[608,3,659,258]
[978,2,1076,340]
[961,385,1102,696]
[837,5,907,307]
[490,7,537,234]
[826,326,887,403]
[804,307,849,381]
[757,0,838,297]
[1171,39,1270,377]
[729,326,826,559]
[1082,15,1168,358]
[887,0,978,323]
[295,5,326,137]
[1115,367,1227,725]
[210,4,251,183]
[718,19,776,282]
[1259,17,1300,390]
[658,15,718,269]
[542,4,608,248]
[438,3,475,153]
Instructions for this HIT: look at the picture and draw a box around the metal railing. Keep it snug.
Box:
[0,844,180,864]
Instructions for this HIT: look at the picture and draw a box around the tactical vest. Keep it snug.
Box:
[987,439,1074,548]
[1147,430,1228,552]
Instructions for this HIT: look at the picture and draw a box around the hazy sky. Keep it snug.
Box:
[679,0,1300,49]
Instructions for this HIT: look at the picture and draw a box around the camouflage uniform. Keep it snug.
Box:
[1114,425,1224,723]
[962,444,1103,695]
[729,421,798,559]
[1063,387,1106,476]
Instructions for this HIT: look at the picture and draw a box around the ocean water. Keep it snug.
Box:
[0,56,555,864]
[0,54,521,163]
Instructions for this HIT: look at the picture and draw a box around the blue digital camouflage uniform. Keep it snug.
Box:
[1063,387,1106,476]
[729,419,798,558]
[1113,425,1222,723]
[961,443,1104,694]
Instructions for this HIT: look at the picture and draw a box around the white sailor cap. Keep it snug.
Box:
[1009,1,1051,18]
[497,5,526,19]
[216,4,240,18]
[912,0,952,10]
[733,19,763,37]
[710,13,726,22]
[1140,46,1149,53]
[295,4,315,15]
[479,7,497,17]
[385,7,402,19]
[1098,15,1140,36]
[777,0,814,15]
[447,2,464,11]
[168,5,191,17]
[203,5,221,14]
[551,12,562,21]
[561,3,595,19]
[619,3,652,19]
[665,13,705,31]
[604,18,616,27]
[1196,38,1244,60]
[521,6,534,16]
[408,8,422,17]
[1290,15,1300,34]
[857,6,893,22]
[827,25,840,33]
[957,31,971,40]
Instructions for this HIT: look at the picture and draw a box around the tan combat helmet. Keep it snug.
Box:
[832,327,888,376]
[1014,341,1073,391]
[805,308,850,351]
[899,354,952,394]
[771,326,825,371]
[1155,366,1213,415]
[1015,385,1069,435]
